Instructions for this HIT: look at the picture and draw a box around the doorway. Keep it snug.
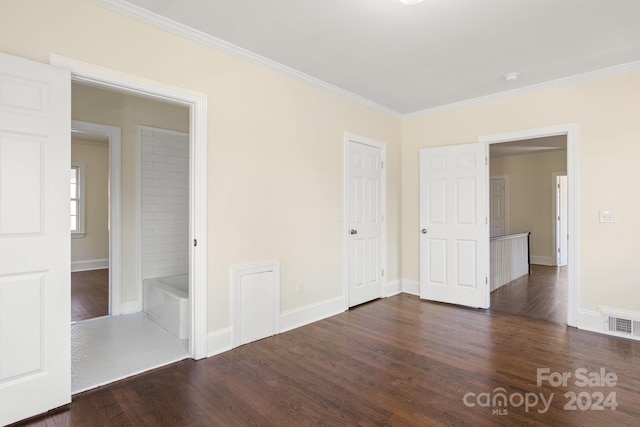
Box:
[70,121,121,322]
[481,125,576,326]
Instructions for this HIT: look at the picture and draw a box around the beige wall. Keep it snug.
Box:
[403,70,640,316]
[72,84,189,302]
[71,138,109,264]
[490,151,567,263]
[0,0,402,332]
[4,0,639,333]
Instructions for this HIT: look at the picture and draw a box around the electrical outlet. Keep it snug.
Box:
[297,281,305,295]
[599,210,617,223]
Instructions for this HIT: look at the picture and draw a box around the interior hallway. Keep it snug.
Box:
[490,264,568,324]
[71,269,109,322]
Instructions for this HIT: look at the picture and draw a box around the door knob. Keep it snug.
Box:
[350,229,358,235]
[421,228,427,234]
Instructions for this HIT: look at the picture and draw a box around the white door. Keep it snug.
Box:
[0,53,71,425]
[346,139,384,307]
[489,177,507,237]
[556,175,568,266]
[419,142,489,308]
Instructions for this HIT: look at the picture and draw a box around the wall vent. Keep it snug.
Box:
[601,307,640,341]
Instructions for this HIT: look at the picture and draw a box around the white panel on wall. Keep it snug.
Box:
[232,262,280,347]
[140,127,189,280]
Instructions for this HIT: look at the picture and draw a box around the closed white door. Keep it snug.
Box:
[0,53,71,425]
[419,142,489,309]
[556,175,568,266]
[489,177,507,237]
[346,139,384,307]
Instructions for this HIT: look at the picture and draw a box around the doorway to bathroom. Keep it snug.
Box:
[69,82,194,393]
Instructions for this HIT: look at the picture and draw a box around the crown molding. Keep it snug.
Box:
[87,0,403,118]
[404,60,640,119]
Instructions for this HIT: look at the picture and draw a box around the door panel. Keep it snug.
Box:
[0,52,71,426]
[347,140,383,307]
[419,142,489,308]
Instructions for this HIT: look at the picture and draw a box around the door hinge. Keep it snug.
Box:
[485,277,488,285]
[381,161,384,169]
[193,239,198,247]
[485,217,488,225]
[485,156,488,166]
[382,269,384,277]
[557,183,561,189]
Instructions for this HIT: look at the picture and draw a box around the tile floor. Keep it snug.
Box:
[71,312,189,394]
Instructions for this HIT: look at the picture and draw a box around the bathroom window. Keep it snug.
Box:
[71,162,85,238]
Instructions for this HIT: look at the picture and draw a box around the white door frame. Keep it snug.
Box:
[479,123,578,327]
[342,133,387,310]
[71,120,122,316]
[51,55,209,359]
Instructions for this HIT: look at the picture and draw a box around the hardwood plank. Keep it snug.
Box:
[14,294,640,426]
[71,269,109,322]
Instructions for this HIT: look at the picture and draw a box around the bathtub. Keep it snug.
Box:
[143,274,189,340]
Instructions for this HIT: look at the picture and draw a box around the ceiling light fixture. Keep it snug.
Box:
[398,0,425,5]
[504,72,520,82]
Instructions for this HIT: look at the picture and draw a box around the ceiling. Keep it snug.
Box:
[489,135,566,158]
[109,0,640,115]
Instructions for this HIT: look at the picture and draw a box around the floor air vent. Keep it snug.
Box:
[602,309,640,340]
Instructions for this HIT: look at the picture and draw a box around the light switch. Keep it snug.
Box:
[599,210,617,223]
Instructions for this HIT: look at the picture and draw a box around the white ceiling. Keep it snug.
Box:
[111,0,640,115]
[489,135,566,158]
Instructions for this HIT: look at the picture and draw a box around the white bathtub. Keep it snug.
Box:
[143,274,189,340]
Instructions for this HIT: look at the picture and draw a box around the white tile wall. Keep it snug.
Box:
[140,128,189,280]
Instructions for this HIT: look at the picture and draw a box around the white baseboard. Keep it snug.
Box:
[402,280,420,296]
[71,258,109,272]
[384,280,402,297]
[576,309,602,333]
[530,256,555,266]
[119,300,142,315]
[207,327,233,358]
[280,296,345,333]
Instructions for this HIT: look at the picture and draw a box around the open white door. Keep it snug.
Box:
[346,138,384,307]
[0,53,71,425]
[419,142,489,308]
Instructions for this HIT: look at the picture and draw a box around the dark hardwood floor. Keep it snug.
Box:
[16,294,640,426]
[490,264,567,324]
[71,269,109,322]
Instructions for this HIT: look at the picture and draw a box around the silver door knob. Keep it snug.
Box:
[421,228,427,234]
[350,229,358,235]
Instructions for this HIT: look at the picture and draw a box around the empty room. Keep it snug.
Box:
[1,0,640,425]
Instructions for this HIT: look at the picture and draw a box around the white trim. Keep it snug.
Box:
[384,280,402,297]
[530,256,555,266]
[86,0,401,118]
[576,309,603,334]
[53,55,209,360]
[480,123,578,327]
[406,61,640,119]
[231,262,281,348]
[71,120,122,316]
[402,280,420,296]
[280,296,345,333]
[70,259,109,273]
[343,133,387,310]
[118,299,142,315]
[207,328,233,358]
